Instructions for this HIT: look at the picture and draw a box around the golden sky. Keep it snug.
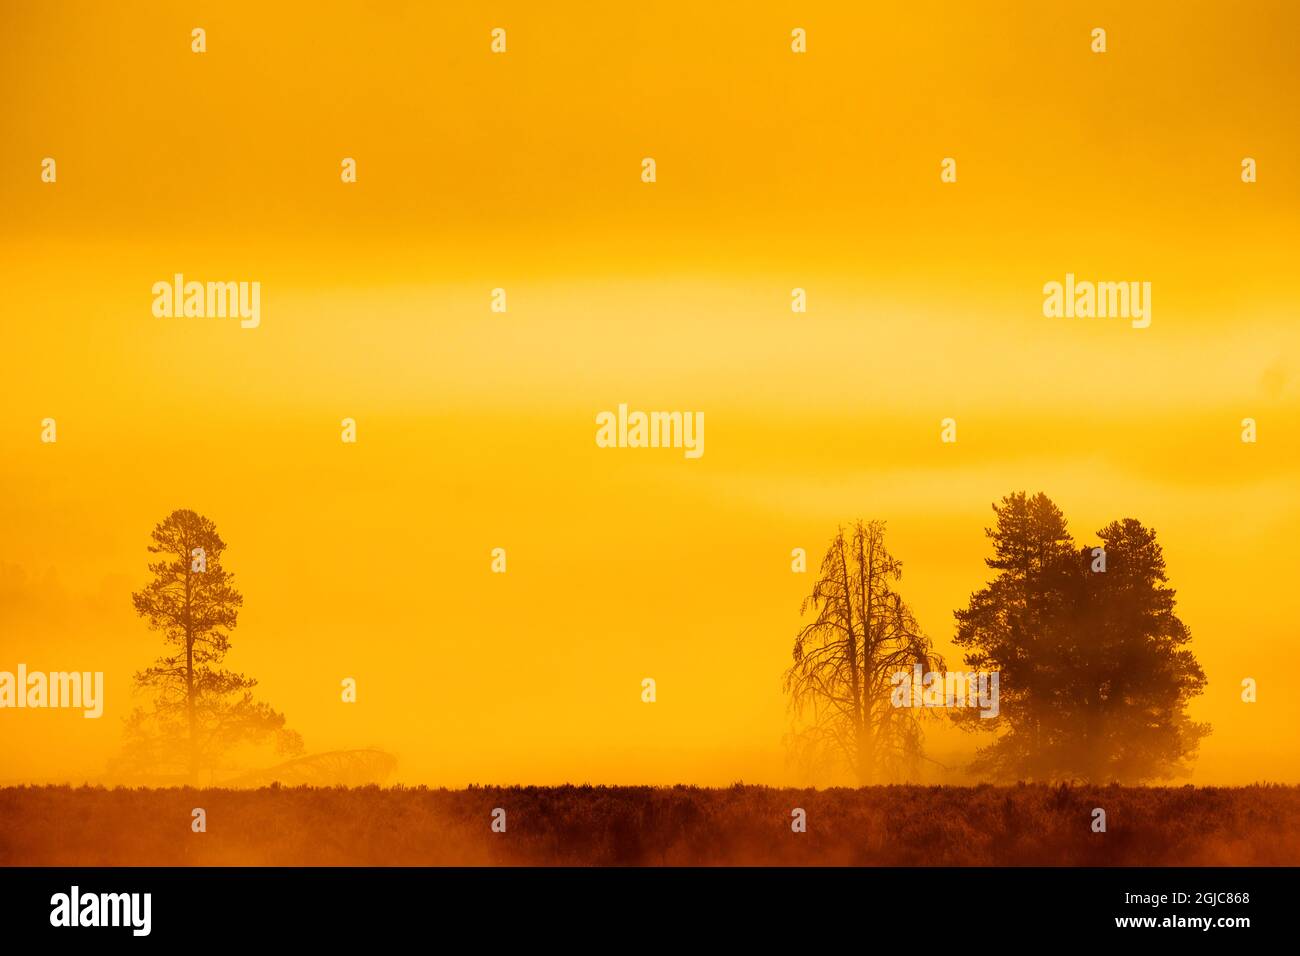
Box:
[1,1,1298,785]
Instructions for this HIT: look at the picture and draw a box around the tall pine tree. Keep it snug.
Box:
[117,509,301,783]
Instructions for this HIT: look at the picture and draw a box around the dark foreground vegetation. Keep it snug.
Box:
[2,784,1297,866]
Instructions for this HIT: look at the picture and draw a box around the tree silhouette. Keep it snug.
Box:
[954,492,1208,782]
[117,509,301,784]
[785,520,943,784]
[951,492,1076,779]
[1062,518,1210,781]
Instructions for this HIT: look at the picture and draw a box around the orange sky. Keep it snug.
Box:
[1,1,1298,785]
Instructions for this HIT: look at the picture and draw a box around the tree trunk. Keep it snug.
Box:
[836,534,863,785]
[185,544,197,784]
[858,701,874,786]
[859,528,875,786]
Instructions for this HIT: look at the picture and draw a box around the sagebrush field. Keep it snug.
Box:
[3,784,1298,866]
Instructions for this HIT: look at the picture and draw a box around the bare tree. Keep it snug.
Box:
[785,520,942,784]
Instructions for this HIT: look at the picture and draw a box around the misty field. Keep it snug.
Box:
[2,784,1298,866]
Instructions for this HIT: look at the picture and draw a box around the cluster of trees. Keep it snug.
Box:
[787,493,1209,784]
